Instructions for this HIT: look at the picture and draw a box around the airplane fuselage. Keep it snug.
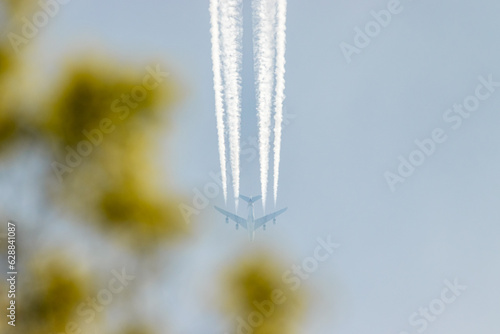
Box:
[247,203,255,241]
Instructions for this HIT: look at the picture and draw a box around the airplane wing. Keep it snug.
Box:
[254,207,287,230]
[214,206,247,229]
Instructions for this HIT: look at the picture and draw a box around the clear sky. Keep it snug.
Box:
[8,0,500,333]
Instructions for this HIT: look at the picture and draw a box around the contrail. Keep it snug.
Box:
[253,0,276,210]
[272,0,287,205]
[220,0,243,209]
[209,0,228,203]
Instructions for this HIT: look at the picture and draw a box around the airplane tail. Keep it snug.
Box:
[239,195,262,204]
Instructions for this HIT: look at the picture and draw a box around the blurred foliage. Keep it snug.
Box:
[0,111,18,151]
[0,46,12,75]
[18,256,94,334]
[0,0,188,330]
[3,0,36,15]
[98,164,188,250]
[43,58,188,251]
[222,252,306,334]
[0,43,21,154]
[0,0,188,252]
[44,60,172,147]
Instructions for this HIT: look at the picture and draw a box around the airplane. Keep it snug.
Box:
[214,195,287,241]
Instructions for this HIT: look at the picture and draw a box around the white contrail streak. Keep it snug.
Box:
[253,0,276,210]
[209,0,228,203]
[272,0,287,205]
[220,0,243,209]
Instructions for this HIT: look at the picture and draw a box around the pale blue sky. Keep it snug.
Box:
[3,0,500,333]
